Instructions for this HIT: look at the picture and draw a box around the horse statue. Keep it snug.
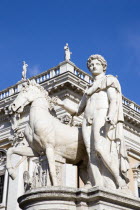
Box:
[6,80,89,186]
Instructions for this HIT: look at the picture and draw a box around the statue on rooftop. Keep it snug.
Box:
[64,43,72,61]
[55,54,130,190]
[22,61,28,80]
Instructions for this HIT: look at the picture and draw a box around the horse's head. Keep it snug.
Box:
[10,80,49,114]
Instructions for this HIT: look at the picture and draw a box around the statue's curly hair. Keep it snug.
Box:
[87,54,107,72]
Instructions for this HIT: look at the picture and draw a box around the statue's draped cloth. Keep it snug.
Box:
[78,75,129,183]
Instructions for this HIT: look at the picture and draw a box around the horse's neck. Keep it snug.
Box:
[29,97,50,129]
[31,97,49,110]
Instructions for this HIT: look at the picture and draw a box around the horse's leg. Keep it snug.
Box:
[46,144,58,186]
[7,146,37,180]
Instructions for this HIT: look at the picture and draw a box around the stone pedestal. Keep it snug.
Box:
[18,186,140,210]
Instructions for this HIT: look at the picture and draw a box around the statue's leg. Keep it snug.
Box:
[7,146,37,180]
[46,144,58,186]
[93,111,125,188]
[82,119,103,187]
[78,158,92,188]
[89,150,104,187]
[82,119,91,154]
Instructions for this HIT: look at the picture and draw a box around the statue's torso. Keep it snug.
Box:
[84,90,109,118]
[84,77,109,120]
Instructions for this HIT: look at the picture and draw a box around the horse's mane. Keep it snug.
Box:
[36,84,53,110]
[23,80,53,110]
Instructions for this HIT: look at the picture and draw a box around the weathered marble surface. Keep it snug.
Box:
[18,186,140,210]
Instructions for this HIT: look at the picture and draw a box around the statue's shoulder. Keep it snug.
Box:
[105,75,121,92]
[106,74,119,83]
[106,74,118,80]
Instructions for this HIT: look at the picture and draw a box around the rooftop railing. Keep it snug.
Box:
[0,61,139,114]
[122,96,140,113]
[73,68,93,84]
[0,67,60,100]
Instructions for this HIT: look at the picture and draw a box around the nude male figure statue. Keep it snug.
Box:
[55,54,129,189]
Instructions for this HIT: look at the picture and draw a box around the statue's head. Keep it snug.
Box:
[87,54,107,73]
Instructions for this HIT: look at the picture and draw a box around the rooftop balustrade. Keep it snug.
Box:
[122,96,140,113]
[0,62,139,114]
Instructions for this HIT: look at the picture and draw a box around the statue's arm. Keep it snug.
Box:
[106,87,118,124]
[52,95,86,116]
[52,97,78,115]
[85,85,94,96]
[77,93,87,115]
[61,102,78,115]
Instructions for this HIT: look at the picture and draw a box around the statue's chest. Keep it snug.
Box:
[90,90,108,101]
[84,90,109,117]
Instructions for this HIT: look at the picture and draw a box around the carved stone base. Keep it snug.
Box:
[18,186,140,210]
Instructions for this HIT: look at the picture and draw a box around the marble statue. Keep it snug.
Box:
[6,55,130,192]
[64,43,72,60]
[54,54,130,189]
[6,80,89,187]
[22,61,28,80]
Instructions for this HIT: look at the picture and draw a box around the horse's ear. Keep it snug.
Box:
[27,79,30,85]
[22,83,26,88]
[22,81,28,88]
[30,79,36,85]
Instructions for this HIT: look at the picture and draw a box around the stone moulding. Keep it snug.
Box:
[18,186,140,210]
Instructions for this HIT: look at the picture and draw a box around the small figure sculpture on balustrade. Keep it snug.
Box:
[22,61,28,80]
[64,43,72,61]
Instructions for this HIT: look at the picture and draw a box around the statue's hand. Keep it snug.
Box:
[106,116,114,125]
[52,97,64,107]
[84,88,91,96]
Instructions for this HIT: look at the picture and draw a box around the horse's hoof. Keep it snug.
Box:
[85,181,92,189]
[116,177,126,189]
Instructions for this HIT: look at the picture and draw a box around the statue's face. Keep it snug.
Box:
[89,59,104,76]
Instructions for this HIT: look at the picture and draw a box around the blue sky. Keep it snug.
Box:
[0,0,140,104]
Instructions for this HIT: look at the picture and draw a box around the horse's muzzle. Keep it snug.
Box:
[10,103,23,113]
